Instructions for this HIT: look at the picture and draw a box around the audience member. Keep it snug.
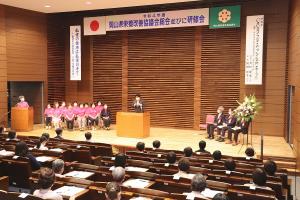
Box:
[42,132,50,141]
[85,132,92,142]
[33,168,63,200]
[114,153,127,168]
[212,150,222,161]
[7,130,19,141]
[112,166,126,186]
[174,158,194,179]
[105,182,121,200]
[245,147,255,158]
[136,142,145,152]
[196,140,210,154]
[15,141,41,170]
[152,140,161,150]
[184,147,193,157]
[244,168,272,190]
[52,159,65,178]
[166,151,177,166]
[224,158,236,172]
[264,160,277,176]
[54,128,63,140]
[213,193,229,200]
[35,136,49,150]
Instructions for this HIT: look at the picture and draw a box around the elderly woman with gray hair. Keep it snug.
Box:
[52,159,65,178]
[206,106,226,139]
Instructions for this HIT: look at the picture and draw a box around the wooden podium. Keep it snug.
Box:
[11,107,34,132]
[116,112,150,138]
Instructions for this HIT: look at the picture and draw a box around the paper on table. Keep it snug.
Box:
[232,127,241,131]
[217,125,224,129]
[36,156,53,162]
[130,197,152,200]
[0,150,15,156]
[122,178,150,188]
[126,166,148,172]
[49,148,63,152]
[201,188,223,198]
[54,186,85,198]
[18,193,29,198]
[64,171,94,179]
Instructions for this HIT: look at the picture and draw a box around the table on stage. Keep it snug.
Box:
[116,112,150,138]
[11,107,34,132]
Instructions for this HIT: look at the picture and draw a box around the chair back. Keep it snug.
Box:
[206,115,215,124]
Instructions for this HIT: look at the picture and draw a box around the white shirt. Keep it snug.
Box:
[33,189,63,200]
[173,171,195,179]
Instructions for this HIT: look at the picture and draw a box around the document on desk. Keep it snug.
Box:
[64,171,94,179]
[130,197,152,200]
[122,178,150,188]
[49,148,63,152]
[54,186,85,198]
[0,150,14,156]
[36,156,53,162]
[109,166,148,172]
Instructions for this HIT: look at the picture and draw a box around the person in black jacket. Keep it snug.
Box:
[227,119,250,146]
[100,104,111,130]
[15,141,41,170]
[206,106,226,139]
[216,108,237,142]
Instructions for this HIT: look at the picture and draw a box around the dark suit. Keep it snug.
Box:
[133,100,144,113]
[101,109,111,128]
[207,113,226,138]
[228,120,250,143]
[220,115,237,138]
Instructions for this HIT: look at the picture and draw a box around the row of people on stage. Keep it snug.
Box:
[206,106,250,146]
[44,101,111,131]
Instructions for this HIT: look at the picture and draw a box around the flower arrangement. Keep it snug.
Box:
[234,95,261,122]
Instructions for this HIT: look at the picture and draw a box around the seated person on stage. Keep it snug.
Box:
[152,140,161,150]
[133,94,144,113]
[33,168,63,200]
[166,151,177,166]
[184,173,222,199]
[112,166,126,186]
[77,103,86,131]
[206,106,226,139]
[52,159,65,178]
[65,103,75,131]
[15,141,41,170]
[244,168,272,190]
[136,142,146,152]
[105,182,121,200]
[213,193,229,200]
[226,118,250,146]
[7,130,19,141]
[264,160,277,177]
[35,136,48,150]
[16,95,29,108]
[245,147,255,159]
[54,128,63,140]
[95,100,104,128]
[196,140,211,155]
[52,102,62,129]
[184,147,193,157]
[44,103,54,130]
[72,101,80,128]
[87,102,99,131]
[173,158,194,179]
[216,108,237,142]
[115,153,127,168]
[59,101,67,127]
[101,104,111,130]
[85,132,92,142]
[212,150,222,161]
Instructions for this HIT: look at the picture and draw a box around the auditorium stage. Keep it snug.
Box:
[16,124,295,159]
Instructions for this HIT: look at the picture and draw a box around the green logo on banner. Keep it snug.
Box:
[209,5,241,29]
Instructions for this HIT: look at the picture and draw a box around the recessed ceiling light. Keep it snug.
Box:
[85,1,92,5]
[44,5,51,8]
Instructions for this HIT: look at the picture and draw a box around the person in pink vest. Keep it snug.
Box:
[44,103,54,130]
[59,101,67,128]
[16,96,29,108]
[96,100,104,128]
[87,102,99,131]
[77,103,86,131]
[52,102,62,129]
[65,103,75,131]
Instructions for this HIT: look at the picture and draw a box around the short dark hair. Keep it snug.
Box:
[115,153,127,168]
[55,128,63,136]
[252,168,267,186]
[136,142,145,151]
[199,140,206,150]
[212,150,222,160]
[166,151,177,164]
[245,147,255,157]
[224,158,236,171]
[36,136,48,149]
[213,193,229,200]
[152,140,161,149]
[8,130,16,140]
[183,147,193,157]
[191,174,207,192]
[85,132,92,140]
[178,158,190,172]
[41,133,50,140]
[15,141,28,157]
[38,168,55,189]
[264,160,277,176]
[106,182,121,200]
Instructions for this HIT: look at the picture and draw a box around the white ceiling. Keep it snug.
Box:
[0,0,199,13]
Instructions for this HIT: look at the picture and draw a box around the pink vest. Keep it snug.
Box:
[86,107,98,119]
[53,108,62,118]
[17,101,29,108]
[44,108,54,117]
[77,107,86,117]
[65,109,75,120]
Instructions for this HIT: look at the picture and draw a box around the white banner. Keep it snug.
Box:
[70,25,81,81]
[84,16,106,35]
[106,8,209,31]
[245,15,264,85]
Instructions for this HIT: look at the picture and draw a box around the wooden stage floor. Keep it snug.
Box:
[17,125,295,158]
